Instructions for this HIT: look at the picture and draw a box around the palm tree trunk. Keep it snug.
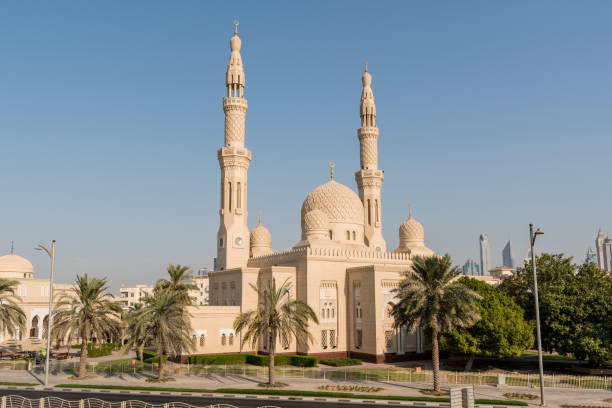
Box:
[79,340,88,378]
[431,328,440,392]
[138,344,144,364]
[268,333,276,385]
[157,347,164,380]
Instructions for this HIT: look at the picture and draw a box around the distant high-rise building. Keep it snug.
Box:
[479,234,491,276]
[502,241,515,269]
[585,248,597,266]
[462,259,480,276]
[595,229,612,272]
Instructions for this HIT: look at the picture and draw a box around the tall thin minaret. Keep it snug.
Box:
[216,22,251,271]
[355,62,386,251]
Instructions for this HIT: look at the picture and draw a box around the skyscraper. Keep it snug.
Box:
[462,258,480,276]
[595,229,612,272]
[479,234,490,276]
[502,240,515,269]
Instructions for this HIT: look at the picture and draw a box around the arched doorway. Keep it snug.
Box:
[42,315,49,340]
[30,316,39,338]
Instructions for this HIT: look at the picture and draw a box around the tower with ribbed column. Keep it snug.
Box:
[355,63,386,251]
[216,23,251,270]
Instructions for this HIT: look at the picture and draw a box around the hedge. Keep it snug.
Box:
[143,350,166,364]
[188,353,317,367]
[319,357,362,367]
[69,342,115,357]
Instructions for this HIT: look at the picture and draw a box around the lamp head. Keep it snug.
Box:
[535,228,544,236]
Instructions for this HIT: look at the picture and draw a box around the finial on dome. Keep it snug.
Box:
[10,241,14,254]
[409,203,412,219]
[329,161,335,180]
[233,20,239,35]
[258,210,262,225]
[364,60,368,73]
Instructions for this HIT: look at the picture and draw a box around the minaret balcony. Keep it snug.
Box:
[223,97,248,109]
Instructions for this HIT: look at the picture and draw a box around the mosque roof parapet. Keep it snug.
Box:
[248,246,412,268]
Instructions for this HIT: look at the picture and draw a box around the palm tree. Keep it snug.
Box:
[124,290,194,380]
[0,278,26,338]
[124,303,148,363]
[51,274,122,378]
[391,255,481,391]
[234,278,318,385]
[155,264,196,304]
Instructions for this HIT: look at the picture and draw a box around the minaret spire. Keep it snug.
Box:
[216,24,251,271]
[355,62,386,251]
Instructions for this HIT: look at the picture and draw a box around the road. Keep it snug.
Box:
[0,388,440,408]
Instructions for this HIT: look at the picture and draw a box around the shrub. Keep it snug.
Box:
[319,357,362,367]
[143,350,167,364]
[188,353,317,367]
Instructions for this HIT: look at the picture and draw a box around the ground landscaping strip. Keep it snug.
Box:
[54,384,527,405]
[0,382,39,386]
[319,357,362,367]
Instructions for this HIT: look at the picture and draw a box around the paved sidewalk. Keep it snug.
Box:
[1,369,610,408]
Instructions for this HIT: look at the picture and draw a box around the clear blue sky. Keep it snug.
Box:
[2,1,611,292]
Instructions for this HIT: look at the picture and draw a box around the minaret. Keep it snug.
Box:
[355,62,386,250]
[216,22,251,271]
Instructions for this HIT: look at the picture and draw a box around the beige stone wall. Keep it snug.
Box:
[187,305,251,354]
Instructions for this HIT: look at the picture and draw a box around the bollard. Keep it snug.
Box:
[1,396,6,408]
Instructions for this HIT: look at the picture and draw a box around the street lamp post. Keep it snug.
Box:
[35,240,55,387]
[529,224,545,406]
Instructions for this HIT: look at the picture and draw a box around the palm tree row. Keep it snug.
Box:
[1,256,481,391]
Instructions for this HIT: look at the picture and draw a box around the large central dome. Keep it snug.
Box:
[301,180,364,226]
[0,253,34,279]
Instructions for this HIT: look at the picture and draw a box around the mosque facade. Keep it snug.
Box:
[187,27,436,363]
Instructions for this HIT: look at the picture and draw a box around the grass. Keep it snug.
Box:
[318,385,383,392]
[54,383,527,405]
[0,381,39,386]
[522,351,576,361]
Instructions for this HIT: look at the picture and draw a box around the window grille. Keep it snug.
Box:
[385,330,394,351]
[229,333,234,346]
[321,330,328,349]
[221,334,227,346]
[356,329,363,349]
[200,335,205,347]
[330,330,336,348]
[192,335,197,346]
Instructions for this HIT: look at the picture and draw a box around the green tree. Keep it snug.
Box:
[125,290,194,380]
[124,303,148,363]
[52,274,122,378]
[234,278,318,385]
[155,264,196,305]
[499,253,612,366]
[0,278,26,338]
[440,277,534,370]
[391,255,481,391]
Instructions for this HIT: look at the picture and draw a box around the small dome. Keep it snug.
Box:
[399,215,424,245]
[301,180,364,227]
[304,209,329,232]
[0,254,34,275]
[250,219,271,248]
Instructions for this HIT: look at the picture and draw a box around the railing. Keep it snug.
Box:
[5,361,612,391]
[0,396,279,408]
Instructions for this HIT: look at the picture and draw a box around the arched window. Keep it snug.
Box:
[229,333,234,346]
[326,308,330,319]
[228,182,233,211]
[375,199,379,222]
[331,308,335,319]
[192,334,197,346]
[200,335,205,347]
[385,303,393,319]
[30,316,39,338]
[221,334,227,346]
[329,230,333,239]
[321,307,325,318]
[346,231,350,240]
[352,231,356,240]
[237,182,241,209]
[367,199,372,225]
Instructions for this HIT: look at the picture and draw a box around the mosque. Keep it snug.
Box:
[0,26,436,363]
[187,25,436,363]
